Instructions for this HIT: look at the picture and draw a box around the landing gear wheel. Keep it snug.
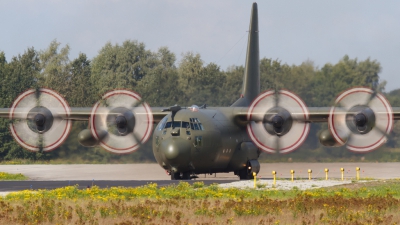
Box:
[237,160,259,180]
[181,172,191,180]
[171,172,181,180]
[238,169,254,180]
[170,171,191,180]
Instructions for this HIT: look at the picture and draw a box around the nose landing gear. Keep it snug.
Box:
[170,171,192,180]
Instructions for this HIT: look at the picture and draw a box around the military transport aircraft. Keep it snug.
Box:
[0,3,397,180]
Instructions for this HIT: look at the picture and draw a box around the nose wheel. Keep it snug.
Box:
[170,171,191,180]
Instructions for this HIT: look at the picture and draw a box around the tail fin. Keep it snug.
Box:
[231,2,260,107]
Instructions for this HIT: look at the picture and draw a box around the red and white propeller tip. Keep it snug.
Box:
[247,90,309,154]
[9,88,71,152]
[90,90,153,154]
[329,87,393,152]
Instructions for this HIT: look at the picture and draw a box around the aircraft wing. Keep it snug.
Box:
[68,107,169,123]
[234,106,400,123]
[231,87,400,153]
[0,108,9,119]
[1,107,169,123]
[4,106,400,123]
[232,106,333,123]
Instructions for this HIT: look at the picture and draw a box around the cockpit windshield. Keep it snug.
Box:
[165,121,182,128]
[159,118,204,130]
[182,121,190,129]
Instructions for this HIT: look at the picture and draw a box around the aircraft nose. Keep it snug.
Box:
[161,138,191,162]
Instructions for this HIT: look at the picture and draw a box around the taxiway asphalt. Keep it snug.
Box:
[0,162,398,192]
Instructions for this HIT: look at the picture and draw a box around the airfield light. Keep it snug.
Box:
[272,171,277,187]
[308,169,312,180]
[325,168,329,180]
[356,167,360,180]
[253,172,257,188]
[290,170,295,182]
[340,168,345,181]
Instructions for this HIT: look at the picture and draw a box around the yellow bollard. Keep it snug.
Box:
[253,172,256,188]
[325,168,329,180]
[340,168,344,181]
[272,171,276,187]
[290,170,295,182]
[308,169,312,180]
[356,167,360,180]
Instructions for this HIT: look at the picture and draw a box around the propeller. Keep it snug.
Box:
[9,88,72,152]
[328,87,393,152]
[90,90,153,154]
[247,90,310,154]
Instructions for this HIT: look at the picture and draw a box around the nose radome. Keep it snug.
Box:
[161,138,191,161]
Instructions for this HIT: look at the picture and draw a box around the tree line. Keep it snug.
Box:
[0,40,399,163]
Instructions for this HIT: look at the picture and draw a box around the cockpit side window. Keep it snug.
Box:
[198,123,204,130]
[158,117,168,130]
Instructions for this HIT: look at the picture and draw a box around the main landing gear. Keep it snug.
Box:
[235,159,260,180]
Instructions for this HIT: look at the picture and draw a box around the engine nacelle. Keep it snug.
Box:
[263,107,293,136]
[319,129,345,147]
[78,129,107,147]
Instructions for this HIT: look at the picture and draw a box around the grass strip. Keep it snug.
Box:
[0,172,27,181]
[1,180,400,224]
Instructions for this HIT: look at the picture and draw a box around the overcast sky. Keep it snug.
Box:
[1,1,400,91]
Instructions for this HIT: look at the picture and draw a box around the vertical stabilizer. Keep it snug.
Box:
[231,2,260,107]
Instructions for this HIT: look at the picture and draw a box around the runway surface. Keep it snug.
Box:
[0,162,398,192]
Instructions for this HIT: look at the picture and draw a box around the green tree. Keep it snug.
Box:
[91,40,156,97]
[177,52,226,106]
[0,48,48,160]
[221,65,244,106]
[39,40,71,96]
[68,53,93,106]
[137,47,182,106]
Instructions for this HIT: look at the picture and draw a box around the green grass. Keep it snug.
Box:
[0,172,27,180]
[3,179,400,201]
[2,180,400,224]
[1,180,400,224]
